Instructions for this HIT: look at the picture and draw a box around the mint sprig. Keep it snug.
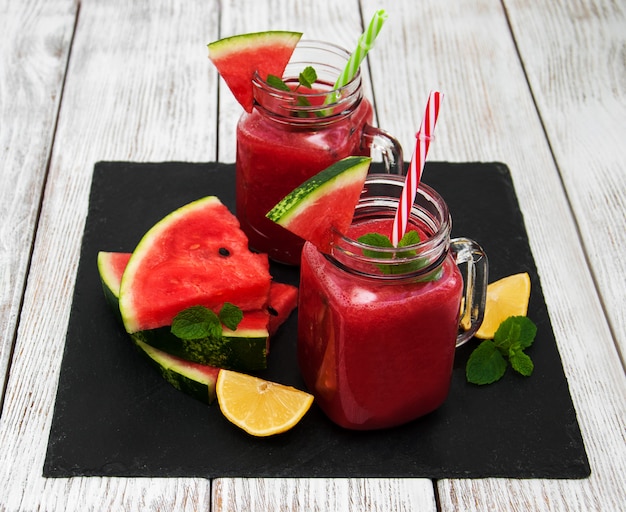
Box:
[466,315,537,385]
[266,74,292,92]
[171,303,243,340]
[298,66,317,88]
[267,66,321,115]
[357,231,441,279]
[218,302,244,331]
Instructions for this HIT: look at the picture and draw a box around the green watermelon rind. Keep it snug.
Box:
[132,323,268,371]
[133,338,219,404]
[266,156,371,225]
[207,30,302,58]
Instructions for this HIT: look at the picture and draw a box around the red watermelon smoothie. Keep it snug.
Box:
[236,41,402,265]
[297,176,488,430]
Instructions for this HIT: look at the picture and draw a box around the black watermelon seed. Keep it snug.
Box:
[218,247,230,257]
[267,306,278,316]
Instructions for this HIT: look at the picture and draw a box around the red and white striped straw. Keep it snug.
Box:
[391,91,443,246]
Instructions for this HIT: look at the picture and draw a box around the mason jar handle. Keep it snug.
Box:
[451,237,489,347]
[361,124,404,175]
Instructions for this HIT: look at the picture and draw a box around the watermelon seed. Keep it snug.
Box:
[219,247,231,257]
[267,306,278,317]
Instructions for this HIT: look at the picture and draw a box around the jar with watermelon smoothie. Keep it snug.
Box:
[236,41,403,265]
[297,174,488,430]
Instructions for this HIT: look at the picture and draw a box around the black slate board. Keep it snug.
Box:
[44,161,590,479]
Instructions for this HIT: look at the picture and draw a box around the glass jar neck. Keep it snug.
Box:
[328,175,452,281]
[251,40,364,127]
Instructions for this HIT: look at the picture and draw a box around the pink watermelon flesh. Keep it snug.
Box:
[282,178,369,253]
[267,282,298,336]
[108,252,131,282]
[119,196,272,333]
[208,31,302,112]
[98,252,131,296]
[288,188,359,253]
[103,250,296,337]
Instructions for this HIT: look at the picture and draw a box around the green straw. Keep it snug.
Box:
[325,9,388,105]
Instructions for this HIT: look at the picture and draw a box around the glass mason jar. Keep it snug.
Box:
[236,40,403,265]
[297,174,488,430]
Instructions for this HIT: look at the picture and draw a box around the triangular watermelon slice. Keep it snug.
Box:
[119,196,272,334]
[208,30,302,112]
[266,156,371,253]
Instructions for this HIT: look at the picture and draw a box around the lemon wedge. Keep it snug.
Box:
[216,370,314,436]
[464,272,531,339]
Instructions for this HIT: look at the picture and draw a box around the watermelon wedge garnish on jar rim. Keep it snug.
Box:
[208,30,302,112]
[266,156,372,253]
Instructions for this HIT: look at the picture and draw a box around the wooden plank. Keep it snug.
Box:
[0,0,76,400]
[0,0,219,509]
[213,478,436,511]
[359,0,626,509]
[505,0,626,362]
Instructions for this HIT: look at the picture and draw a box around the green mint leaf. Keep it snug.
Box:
[513,316,537,349]
[398,230,421,247]
[219,302,243,331]
[466,315,538,385]
[358,233,394,273]
[298,66,317,88]
[358,232,394,260]
[466,340,508,385]
[494,315,537,351]
[296,95,313,107]
[171,306,221,340]
[509,349,534,377]
[396,231,420,263]
[266,74,291,92]
[357,231,440,278]
[493,316,522,351]
[358,232,394,247]
[267,68,324,118]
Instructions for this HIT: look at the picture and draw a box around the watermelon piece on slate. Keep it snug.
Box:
[119,196,272,334]
[208,31,302,112]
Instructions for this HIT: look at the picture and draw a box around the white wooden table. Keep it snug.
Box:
[1,0,624,509]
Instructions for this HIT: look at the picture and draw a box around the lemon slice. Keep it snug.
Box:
[464,272,531,339]
[216,370,314,436]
